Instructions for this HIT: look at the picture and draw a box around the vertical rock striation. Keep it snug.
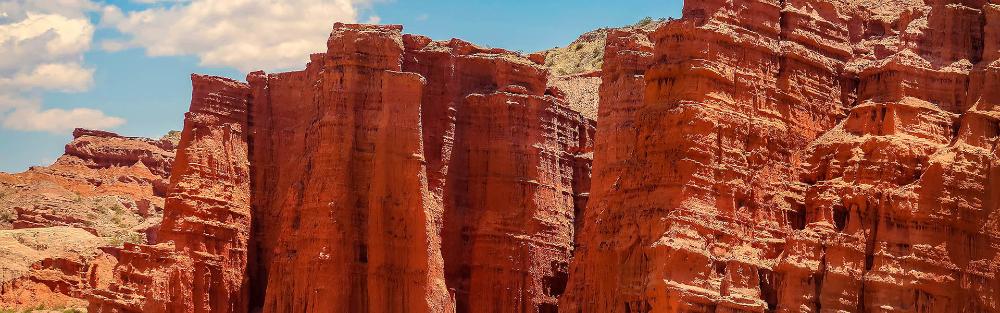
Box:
[248,24,450,313]
[563,0,1000,312]
[0,129,178,309]
[248,24,594,313]
[559,26,660,313]
[89,75,252,313]
[78,2,1000,311]
[89,23,593,313]
[399,35,594,313]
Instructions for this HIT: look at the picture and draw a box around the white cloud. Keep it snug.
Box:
[102,0,374,72]
[0,0,98,20]
[0,63,94,92]
[130,0,191,3]
[99,39,132,52]
[0,92,37,112]
[0,0,125,134]
[2,101,125,134]
[0,12,94,73]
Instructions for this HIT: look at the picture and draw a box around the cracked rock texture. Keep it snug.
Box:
[0,129,176,310]
[88,74,252,313]
[55,0,1000,311]
[562,0,1000,312]
[249,24,593,313]
[87,23,593,313]
[0,227,116,310]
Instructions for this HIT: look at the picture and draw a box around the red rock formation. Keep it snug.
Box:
[248,24,450,313]
[70,2,1000,311]
[441,91,587,313]
[78,22,590,313]
[0,227,117,310]
[399,33,593,313]
[783,2,1000,311]
[65,128,178,178]
[248,23,593,313]
[0,129,176,310]
[1,128,176,233]
[562,1,1000,312]
[88,74,252,313]
[1,253,118,308]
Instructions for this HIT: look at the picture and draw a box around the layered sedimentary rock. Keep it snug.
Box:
[784,2,1000,311]
[563,1,1000,312]
[400,33,594,313]
[1,128,176,237]
[247,24,450,313]
[0,129,177,310]
[249,24,593,313]
[406,31,594,313]
[74,1,1000,311]
[439,90,589,313]
[539,18,668,120]
[88,23,592,313]
[88,75,252,313]
[0,227,116,309]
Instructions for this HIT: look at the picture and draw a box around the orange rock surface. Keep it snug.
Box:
[61,1,1000,311]
[247,24,450,313]
[88,75,252,313]
[0,129,176,310]
[87,23,592,313]
[1,128,176,235]
[249,24,593,313]
[401,32,594,313]
[562,0,1000,312]
[0,227,117,310]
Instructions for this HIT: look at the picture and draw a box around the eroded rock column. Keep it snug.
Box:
[563,1,1000,312]
[88,74,252,313]
[249,24,450,313]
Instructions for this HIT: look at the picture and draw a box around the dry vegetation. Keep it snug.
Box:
[537,18,667,120]
[538,17,666,76]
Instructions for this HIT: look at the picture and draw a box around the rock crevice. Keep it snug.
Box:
[562,1,1000,312]
[90,23,594,313]
[78,1,1000,312]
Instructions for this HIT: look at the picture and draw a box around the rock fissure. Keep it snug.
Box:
[2,1,994,312]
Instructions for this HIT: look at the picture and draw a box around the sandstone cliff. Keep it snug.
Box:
[0,227,115,310]
[89,23,594,313]
[540,18,668,120]
[88,74,252,313]
[249,24,593,313]
[561,1,1000,312]
[54,1,1000,311]
[0,129,177,310]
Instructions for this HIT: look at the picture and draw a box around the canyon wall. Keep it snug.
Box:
[400,33,594,313]
[1,129,177,309]
[249,24,593,313]
[562,0,1000,312]
[89,74,252,313]
[89,23,593,313]
[76,1,1000,311]
[247,24,450,313]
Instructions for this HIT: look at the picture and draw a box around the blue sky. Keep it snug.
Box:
[0,0,682,173]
